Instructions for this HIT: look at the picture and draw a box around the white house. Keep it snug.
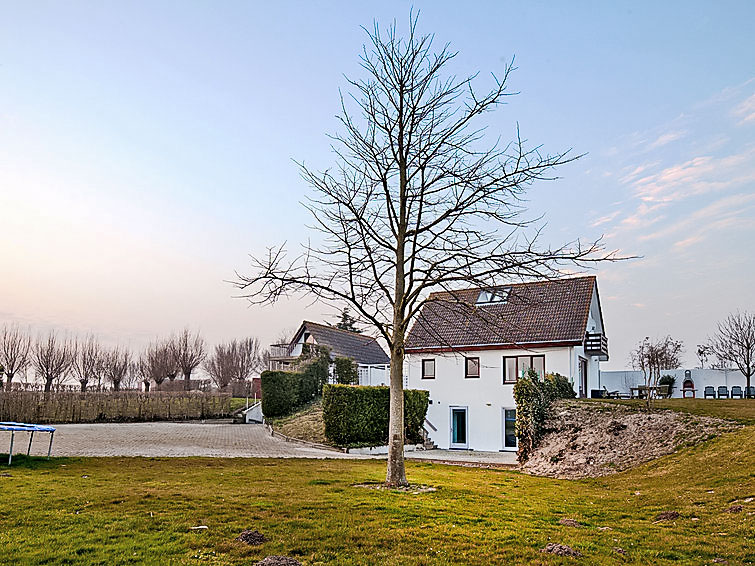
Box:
[404,276,608,452]
[267,320,390,385]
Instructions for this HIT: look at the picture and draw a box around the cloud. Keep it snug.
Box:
[648,130,686,149]
[630,147,755,204]
[733,93,755,125]
[640,192,755,245]
[590,210,620,227]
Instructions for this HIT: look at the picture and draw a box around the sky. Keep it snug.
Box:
[1,1,753,370]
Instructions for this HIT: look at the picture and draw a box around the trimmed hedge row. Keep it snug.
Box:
[513,371,576,463]
[322,384,430,447]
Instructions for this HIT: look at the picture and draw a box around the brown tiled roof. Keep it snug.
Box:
[297,321,390,365]
[405,276,597,352]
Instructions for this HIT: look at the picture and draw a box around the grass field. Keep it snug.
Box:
[0,401,753,565]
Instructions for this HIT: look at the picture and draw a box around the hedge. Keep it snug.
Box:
[513,371,575,463]
[322,384,430,447]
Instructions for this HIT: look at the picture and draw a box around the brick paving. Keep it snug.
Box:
[10,421,518,466]
[27,422,355,459]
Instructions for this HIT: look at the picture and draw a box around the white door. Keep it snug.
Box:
[449,406,468,449]
[502,407,517,451]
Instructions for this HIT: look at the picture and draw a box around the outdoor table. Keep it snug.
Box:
[0,422,56,465]
[682,388,697,398]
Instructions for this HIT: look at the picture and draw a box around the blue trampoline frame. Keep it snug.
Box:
[0,422,56,465]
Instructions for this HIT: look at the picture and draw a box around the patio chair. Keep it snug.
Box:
[731,386,744,399]
[704,386,716,399]
[717,385,729,399]
[746,386,755,399]
[657,384,670,398]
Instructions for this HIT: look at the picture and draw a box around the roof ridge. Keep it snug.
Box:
[302,320,376,341]
[426,275,597,299]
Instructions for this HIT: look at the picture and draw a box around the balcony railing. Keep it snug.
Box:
[584,332,609,359]
[269,343,294,358]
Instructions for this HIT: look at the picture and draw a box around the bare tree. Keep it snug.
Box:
[138,341,176,391]
[235,337,264,381]
[103,347,130,391]
[32,331,74,392]
[71,335,103,392]
[205,337,263,390]
[204,343,236,389]
[235,18,612,486]
[630,336,684,408]
[0,324,31,391]
[709,311,755,394]
[171,329,206,391]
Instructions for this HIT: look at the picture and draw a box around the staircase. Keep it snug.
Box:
[422,418,438,450]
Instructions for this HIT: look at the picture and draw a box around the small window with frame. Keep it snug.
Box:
[421,359,435,379]
[465,357,480,379]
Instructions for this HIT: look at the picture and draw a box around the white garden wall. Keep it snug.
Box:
[599,368,749,398]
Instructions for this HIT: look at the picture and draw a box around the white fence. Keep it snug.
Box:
[599,368,749,398]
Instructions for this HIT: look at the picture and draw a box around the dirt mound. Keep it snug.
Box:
[253,557,302,566]
[236,529,267,545]
[523,400,740,479]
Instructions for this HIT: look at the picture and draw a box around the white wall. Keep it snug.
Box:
[406,346,601,451]
[357,364,388,386]
[600,368,750,397]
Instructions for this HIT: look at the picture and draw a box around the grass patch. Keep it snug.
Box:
[1,423,754,564]
[229,397,261,413]
[268,400,328,445]
[596,398,755,424]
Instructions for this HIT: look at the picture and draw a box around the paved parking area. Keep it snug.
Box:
[26,422,354,459]
[10,421,517,466]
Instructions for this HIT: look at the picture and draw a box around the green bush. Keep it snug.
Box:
[333,357,358,385]
[299,345,331,394]
[659,374,676,396]
[260,370,300,418]
[322,384,430,447]
[544,372,577,399]
[514,369,575,463]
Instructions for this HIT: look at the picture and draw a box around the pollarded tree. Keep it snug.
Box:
[103,347,130,391]
[709,311,755,394]
[204,343,236,389]
[138,341,176,391]
[236,17,612,486]
[33,331,74,392]
[71,335,103,392]
[233,337,264,382]
[171,329,206,391]
[0,324,31,391]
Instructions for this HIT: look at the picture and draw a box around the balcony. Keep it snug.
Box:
[269,343,294,359]
[584,332,609,360]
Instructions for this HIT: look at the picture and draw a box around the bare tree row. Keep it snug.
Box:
[0,326,263,393]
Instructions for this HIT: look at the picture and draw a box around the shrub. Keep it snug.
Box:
[333,357,358,385]
[659,374,676,396]
[299,346,331,394]
[544,372,577,399]
[514,369,575,463]
[322,384,430,447]
[260,370,300,418]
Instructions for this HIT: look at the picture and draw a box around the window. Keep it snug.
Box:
[465,357,480,378]
[503,355,545,383]
[421,359,435,379]
[476,288,511,305]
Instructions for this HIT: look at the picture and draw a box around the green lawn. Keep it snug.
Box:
[596,398,755,424]
[1,422,753,565]
[229,397,261,413]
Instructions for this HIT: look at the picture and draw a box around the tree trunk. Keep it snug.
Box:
[386,343,407,486]
[44,379,52,393]
[144,381,151,392]
[80,381,87,392]
[184,370,191,391]
[5,373,13,392]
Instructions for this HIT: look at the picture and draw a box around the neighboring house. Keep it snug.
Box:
[267,320,390,385]
[404,276,608,452]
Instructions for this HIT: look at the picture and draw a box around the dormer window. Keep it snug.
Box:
[476,288,510,305]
